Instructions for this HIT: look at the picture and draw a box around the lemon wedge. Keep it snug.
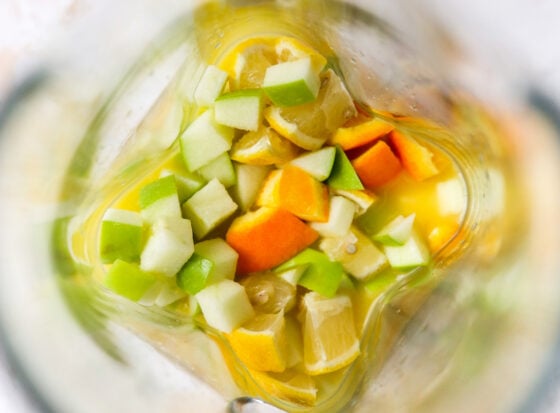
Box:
[250,369,318,407]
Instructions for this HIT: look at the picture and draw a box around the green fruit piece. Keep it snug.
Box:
[139,175,182,223]
[182,178,238,239]
[195,279,255,333]
[177,253,215,295]
[310,196,356,238]
[194,238,238,283]
[384,230,430,269]
[197,152,236,188]
[160,169,205,203]
[263,57,320,107]
[99,208,144,264]
[140,217,194,276]
[319,226,388,281]
[278,248,344,298]
[373,214,416,246]
[327,146,364,190]
[288,146,336,181]
[276,265,308,286]
[194,65,229,107]
[180,110,234,172]
[104,259,157,302]
[155,281,187,307]
[214,89,264,131]
[138,282,163,307]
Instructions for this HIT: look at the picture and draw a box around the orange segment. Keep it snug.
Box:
[226,207,318,274]
[330,118,394,150]
[351,141,402,188]
[389,130,439,181]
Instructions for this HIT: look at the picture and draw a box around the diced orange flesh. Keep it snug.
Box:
[389,130,439,181]
[226,207,319,275]
[330,118,395,150]
[351,141,402,188]
[257,165,329,222]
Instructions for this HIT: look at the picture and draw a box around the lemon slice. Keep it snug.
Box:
[302,292,360,375]
[230,126,300,165]
[275,37,327,74]
[250,369,318,407]
[264,69,357,150]
[227,312,288,372]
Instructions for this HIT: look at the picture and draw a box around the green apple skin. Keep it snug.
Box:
[197,152,237,188]
[139,175,182,223]
[214,89,264,131]
[160,169,206,203]
[326,146,364,190]
[100,209,144,264]
[176,253,215,295]
[373,214,416,246]
[288,146,336,181]
[104,259,158,302]
[262,58,320,107]
[384,231,430,269]
[194,238,238,283]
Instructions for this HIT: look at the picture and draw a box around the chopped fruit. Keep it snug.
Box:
[302,293,360,375]
[437,178,467,216]
[276,265,307,286]
[330,117,394,150]
[288,146,336,181]
[427,220,460,253]
[249,370,317,407]
[351,140,402,188]
[196,152,237,188]
[223,37,278,89]
[275,36,326,74]
[99,209,143,264]
[279,249,344,298]
[257,165,330,222]
[214,89,264,131]
[373,214,416,246]
[155,281,187,307]
[194,65,228,106]
[333,188,377,215]
[319,226,388,281]
[230,126,300,166]
[310,196,356,238]
[263,58,320,107]
[327,146,364,190]
[181,178,238,239]
[227,312,287,372]
[389,130,439,181]
[231,163,271,211]
[194,238,238,283]
[195,279,255,333]
[176,253,214,295]
[226,207,318,274]
[241,272,296,314]
[139,175,182,223]
[104,259,158,302]
[384,230,430,268]
[140,217,194,276]
[160,169,205,203]
[180,110,234,172]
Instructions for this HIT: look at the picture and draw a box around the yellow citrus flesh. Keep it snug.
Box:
[230,126,301,165]
[250,369,318,407]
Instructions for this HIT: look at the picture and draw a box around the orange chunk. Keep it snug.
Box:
[330,118,394,150]
[226,207,318,274]
[351,141,402,188]
[389,130,439,181]
[257,165,329,222]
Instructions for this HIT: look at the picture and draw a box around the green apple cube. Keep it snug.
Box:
[140,218,194,276]
[319,227,388,281]
[288,147,336,181]
[139,175,182,223]
[194,65,229,107]
[276,265,308,286]
[160,169,205,203]
[197,152,237,188]
[437,178,467,216]
[214,89,264,131]
[180,110,234,172]
[176,253,215,295]
[99,208,143,264]
[384,230,430,269]
[327,146,364,190]
[373,214,416,246]
[181,178,238,239]
[138,282,163,307]
[194,238,238,283]
[310,196,356,238]
[231,163,270,211]
[262,57,320,107]
[195,279,255,332]
[155,281,187,307]
[278,248,344,298]
[104,259,158,302]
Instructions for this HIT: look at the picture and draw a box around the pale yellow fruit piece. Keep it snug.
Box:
[249,369,317,407]
[230,126,300,165]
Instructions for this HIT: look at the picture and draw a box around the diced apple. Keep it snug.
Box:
[384,230,430,269]
[263,58,320,107]
[104,259,158,302]
[176,253,215,295]
[138,282,163,307]
[181,178,238,239]
[437,178,467,216]
[155,281,187,307]
[139,175,182,223]
[373,214,416,246]
[197,152,237,188]
[310,196,356,238]
[276,265,308,286]
[140,217,194,276]
[99,208,144,264]
[180,110,234,172]
[195,279,255,333]
[194,238,238,283]
[333,188,377,215]
[194,65,229,107]
[288,146,336,181]
[160,169,205,203]
[231,163,271,211]
[326,146,364,190]
[214,89,264,131]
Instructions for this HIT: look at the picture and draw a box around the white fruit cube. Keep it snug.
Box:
[180,110,234,172]
[139,175,182,223]
[374,214,416,246]
[195,279,255,332]
[289,147,336,181]
[155,281,188,307]
[333,189,377,215]
[194,65,229,107]
[159,169,205,202]
[197,152,237,188]
[194,238,238,283]
[437,178,467,216]
[231,163,271,211]
[99,208,144,264]
[263,57,320,107]
[214,89,264,131]
[140,218,194,276]
[384,230,430,269]
[311,196,356,238]
[182,178,238,239]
